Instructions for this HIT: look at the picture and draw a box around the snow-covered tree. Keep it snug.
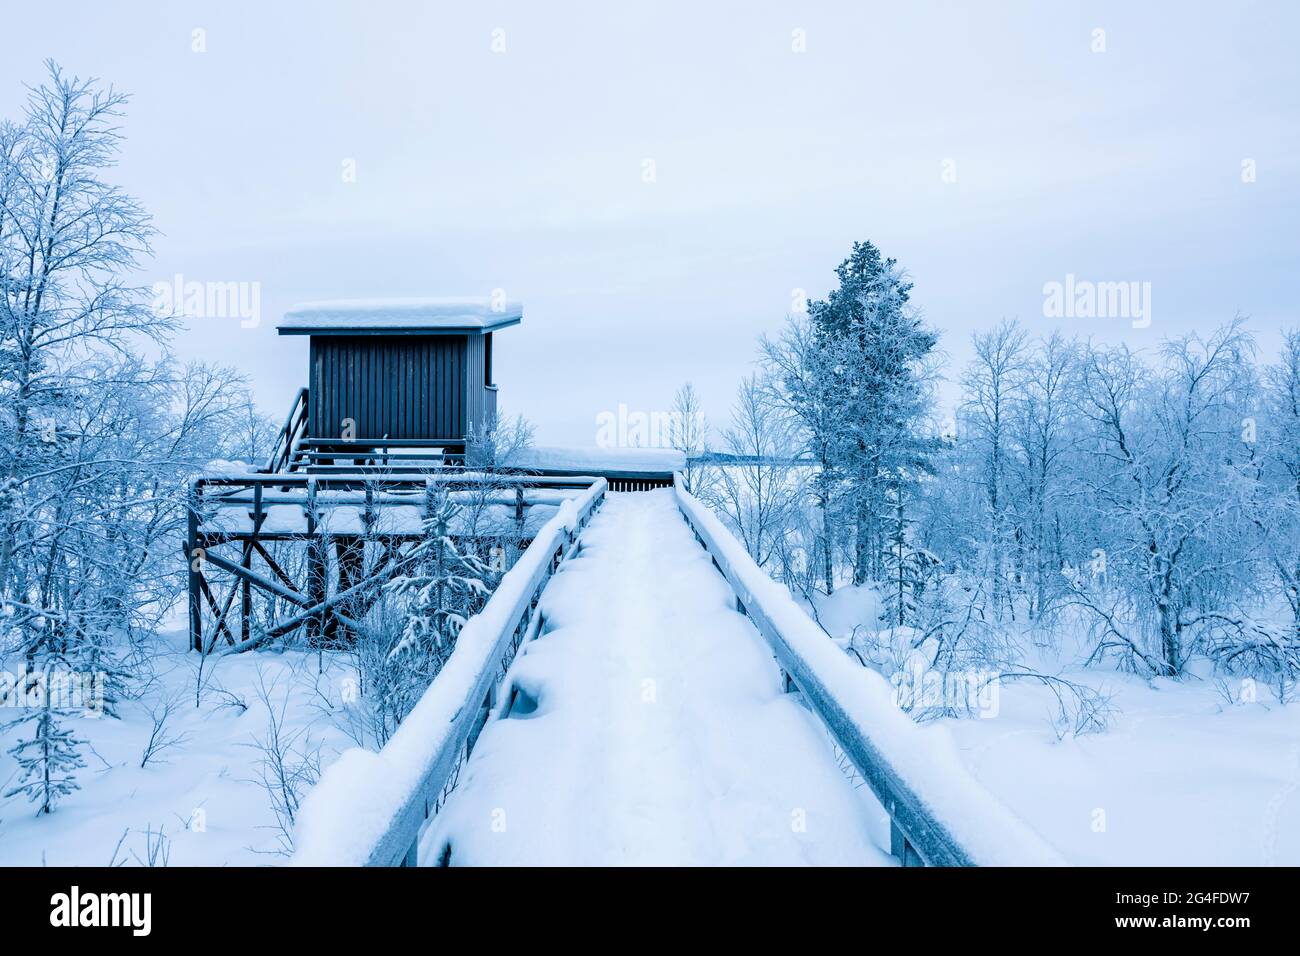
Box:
[709,374,798,570]
[389,489,494,666]
[1244,329,1300,680]
[880,488,941,628]
[958,320,1029,620]
[669,381,710,494]
[761,315,847,592]
[1,63,264,770]
[808,242,940,585]
[1006,332,1081,619]
[459,411,535,552]
[1070,320,1259,676]
[3,680,87,814]
[359,483,497,743]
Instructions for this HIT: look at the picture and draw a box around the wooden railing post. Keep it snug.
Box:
[242,482,263,645]
[304,479,328,643]
[363,481,376,539]
[890,812,924,867]
[187,483,203,651]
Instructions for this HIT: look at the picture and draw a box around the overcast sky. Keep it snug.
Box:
[5,1,1298,445]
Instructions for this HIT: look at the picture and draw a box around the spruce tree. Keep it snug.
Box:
[380,484,496,723]
[881,491,940,628]
[808,241,940,585]
[3,687,86,814]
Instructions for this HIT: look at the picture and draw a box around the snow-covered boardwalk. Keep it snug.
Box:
[425,490,892,866]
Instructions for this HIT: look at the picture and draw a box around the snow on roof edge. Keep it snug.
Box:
[278,297,522,334]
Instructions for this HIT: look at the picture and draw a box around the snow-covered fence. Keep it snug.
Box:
[674,479,1065,867]
[290,478,608,866]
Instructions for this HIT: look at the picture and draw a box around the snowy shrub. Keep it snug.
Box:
[244,670,323,855]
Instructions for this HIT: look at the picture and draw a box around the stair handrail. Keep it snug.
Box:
[264,386,309,473]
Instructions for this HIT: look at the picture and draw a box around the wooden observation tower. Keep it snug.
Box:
[184,298,675,654]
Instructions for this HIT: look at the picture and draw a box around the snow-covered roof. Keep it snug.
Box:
[277,297,522,335]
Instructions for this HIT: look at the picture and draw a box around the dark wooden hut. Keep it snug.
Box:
[273,298,520,469]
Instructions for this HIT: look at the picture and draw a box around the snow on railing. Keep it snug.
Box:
[674,478,1066,867]
[290,478,608,866]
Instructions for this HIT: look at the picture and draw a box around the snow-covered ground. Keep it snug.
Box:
[944,669,1300,866]
[804,587,1300,866]
[425,490,893,865]
[0,634,353,866]
[6,492,1295,867]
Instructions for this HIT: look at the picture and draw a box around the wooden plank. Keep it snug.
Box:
[296,451,454,462]
[294,438,468,449]
[202,549,309,605]
[198,474,599,494]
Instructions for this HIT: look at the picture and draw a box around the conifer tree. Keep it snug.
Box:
[808,241,940,585]
[3,685,87,814]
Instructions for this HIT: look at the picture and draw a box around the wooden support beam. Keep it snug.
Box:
[223,545,426,654]
[242,482,264,645]
[197,574,238,646]
[187,488,203,652]
[240,552,252,644]
[304,479,327,644]
[252,541,299,592]
[208,551,250,648]
[201,549,309,606]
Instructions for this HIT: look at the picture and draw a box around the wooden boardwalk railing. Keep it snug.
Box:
[674,477,1065,867]
[290,478,607,867]
[290,474,1061,867]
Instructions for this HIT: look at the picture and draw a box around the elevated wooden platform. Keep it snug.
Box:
[187,372,676,653]
[187,468,672,652]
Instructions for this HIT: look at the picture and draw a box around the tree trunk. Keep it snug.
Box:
[853,491,871,586]
[821,502,835,595]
